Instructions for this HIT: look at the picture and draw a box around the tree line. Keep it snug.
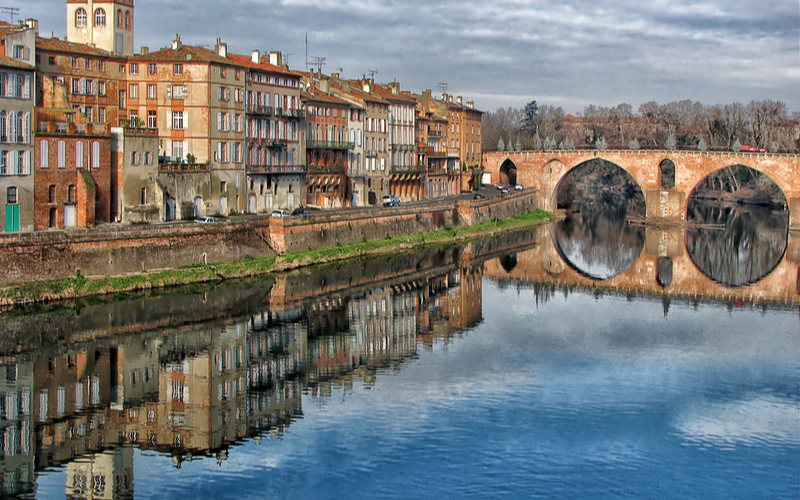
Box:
[482,99,800,153]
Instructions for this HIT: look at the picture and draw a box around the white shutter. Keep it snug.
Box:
[166,85,172,99]
[23,75,30,99]
[217,142,221,161]
[183,111,188,130]
[217,113,222,131]
[226,113,230,132]
[166,111,172,130]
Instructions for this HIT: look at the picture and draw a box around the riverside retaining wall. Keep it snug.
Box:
[0,191,538,286]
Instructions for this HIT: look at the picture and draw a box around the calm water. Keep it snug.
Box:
[2,219,798,499]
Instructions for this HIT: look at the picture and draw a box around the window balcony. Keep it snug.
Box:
[246,164,306,174]
[306,140,354,150]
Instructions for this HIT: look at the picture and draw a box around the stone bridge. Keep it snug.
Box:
[483,150,800,229]
[483,224,800,306]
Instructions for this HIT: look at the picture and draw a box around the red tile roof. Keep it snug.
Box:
[36,37,120,58]
[225,52,301,78]
[0,52,34,70]
[130,44,244,67]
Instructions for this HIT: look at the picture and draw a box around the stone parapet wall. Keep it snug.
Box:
[0,192,538,287]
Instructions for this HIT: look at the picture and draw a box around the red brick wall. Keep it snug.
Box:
[34,134,112,229]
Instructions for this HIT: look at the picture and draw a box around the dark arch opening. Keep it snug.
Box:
[499,254,517,273]
[659,159,675,190]
[552,158,646,280]
[686,164,789,287]
[499,159,517,186]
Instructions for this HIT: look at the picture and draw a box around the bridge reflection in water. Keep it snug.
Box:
[0,222,796,497]
[486,219,798,307]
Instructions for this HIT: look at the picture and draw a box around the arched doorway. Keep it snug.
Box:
[499,159,518,186]
[193,196,203,217]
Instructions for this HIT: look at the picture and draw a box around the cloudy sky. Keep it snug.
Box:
[24,0,800,113]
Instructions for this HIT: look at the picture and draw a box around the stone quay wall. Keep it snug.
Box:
[0,190,538,287]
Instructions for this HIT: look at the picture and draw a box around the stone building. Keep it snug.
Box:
[375,81,422,202]
[226,50,304,214]
[128,35,247,218]
[301,80,352,209]
[0,47,35,232]
[110,125,161,223]
[65,0,135,56]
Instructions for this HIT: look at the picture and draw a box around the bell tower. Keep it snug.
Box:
[66,0,134,56]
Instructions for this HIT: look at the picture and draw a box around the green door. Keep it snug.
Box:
[5,205,19,232]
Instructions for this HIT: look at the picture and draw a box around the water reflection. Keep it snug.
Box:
[0,251,484,497]
[554,209,646,280]
[686,199,789,287]
[0,223,796,498]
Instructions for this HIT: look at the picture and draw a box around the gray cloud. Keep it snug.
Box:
[24,0,800,113]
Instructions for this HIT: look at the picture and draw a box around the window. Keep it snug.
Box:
[48,56,55,65]
[72,56,79,69]
[98,107,106,123]
[85,58,91,70]
[148,63,156,75]
[173,63,183,75]
[68,185,76,204]
[129,83,138,99]
[48,185,56,203]
[141,187,147,204]
[117,9,123,28]
[40,140,49,168]
[98,60,105,72]
[220,67,227,78]
[6,186,16,204]
[130,63,138,75]
[76,142,84,168]
[94,8,106,26]
[147,110,157,128]
[125,11,130,30]
[233,142,241,163]
[92,141,100,169]
[98,81,106,95]
[75,8,87,28]
[147,84,156,99]
[172,111,184,130]
[12,45,29,61]
[119,90,126,109]
[57,140,65,168]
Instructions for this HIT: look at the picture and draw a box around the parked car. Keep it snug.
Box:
[500,187,510,195]
[382,195,400,207]
[194,216,219,224]
[292,207,311,216]
[271,209,290,218]
[496,184,505,190]
[473,192,485,200]
[515,184,524,191]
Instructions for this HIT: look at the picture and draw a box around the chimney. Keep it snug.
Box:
[172,34,182,51]
[331,72,339,79]
[24,19,38,35]
[389,79,400,95]
[362,79,373,93]
[251,50,260,64]
[441,92,448,102]
[457,96,463,106]
[140,46,149,55]
[319,78,329,94]
[466,101,474,109]
[215,38,227,58]
[269,51,282,66]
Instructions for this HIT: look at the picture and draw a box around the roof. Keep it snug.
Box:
[301,88,351,107]
[373,84,417,105]
[0,52,34,71]
[331,80,389,106]
[36,36,120,58]
[130,44,244,67]
[225,53,301,78]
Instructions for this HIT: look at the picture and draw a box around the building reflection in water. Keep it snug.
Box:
[0,260,484,496]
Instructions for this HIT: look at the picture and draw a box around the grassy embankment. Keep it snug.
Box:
[0,209,553,306]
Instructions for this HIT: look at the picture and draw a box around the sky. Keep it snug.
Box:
[22,0,800,114]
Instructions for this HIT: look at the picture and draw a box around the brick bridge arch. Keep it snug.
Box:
[484,150,800,229]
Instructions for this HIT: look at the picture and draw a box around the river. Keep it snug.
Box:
[1,211,797,499]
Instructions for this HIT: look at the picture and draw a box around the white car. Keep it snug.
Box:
[194,216,219,223]
[515,184,524,191]
[271,209,291,218]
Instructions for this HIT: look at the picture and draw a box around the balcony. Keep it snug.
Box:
[390,143,414,152]
[281,108,305,119]
[248,105,273,116]
[159,162,210,173]
[246,164,306,174]
[427,127,442,137]
[391,164,426,173]
[306,140,354,150]
[267,139,287,149]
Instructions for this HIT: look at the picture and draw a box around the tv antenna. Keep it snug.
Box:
[283,52,294,66]
[310,56,326,73]
[367,69,378,80]
[437,82,448,93]
[0,5,20,24]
